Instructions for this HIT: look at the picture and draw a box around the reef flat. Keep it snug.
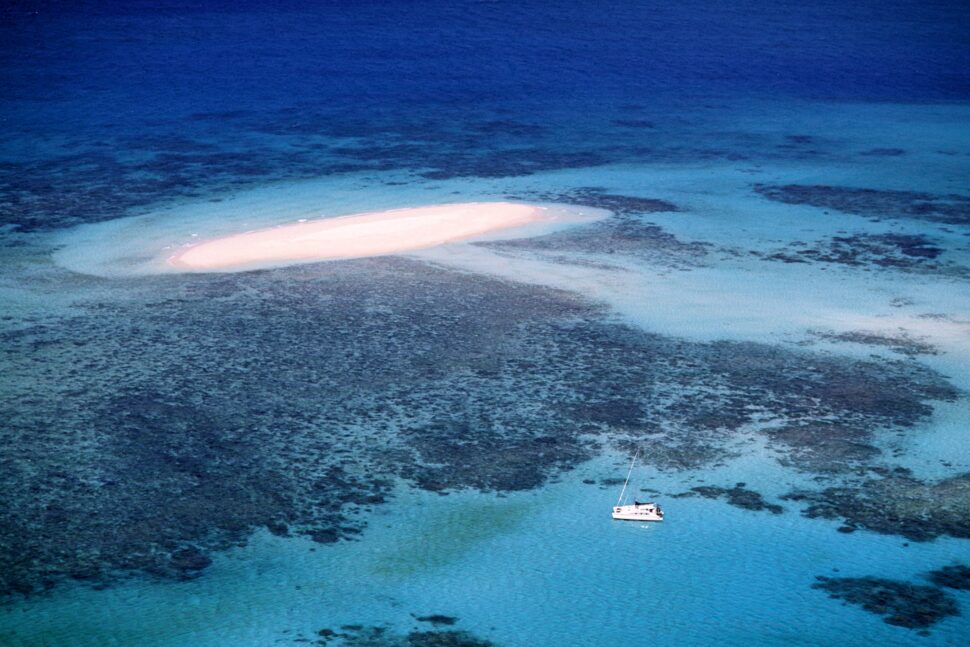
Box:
[0,253,958,599]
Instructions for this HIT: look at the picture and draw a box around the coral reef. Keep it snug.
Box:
[785,473,970,541]
[0,257,958,597]
[754,184,970,226]
[808,329,938,357]
[759,233,945,269]
[927,565,970,590]
[674,483,783,514]
[812,576,959,630]
[311,624,495,646]
[506,187,679,215]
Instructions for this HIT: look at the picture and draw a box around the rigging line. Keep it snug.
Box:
[615,448,639,507]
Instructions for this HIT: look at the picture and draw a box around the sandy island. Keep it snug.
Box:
[169,202,554,271]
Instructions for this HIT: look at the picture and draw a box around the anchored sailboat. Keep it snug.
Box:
[611,449,664,522]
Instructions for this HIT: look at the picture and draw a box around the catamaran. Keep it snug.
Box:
[611,449,664,522]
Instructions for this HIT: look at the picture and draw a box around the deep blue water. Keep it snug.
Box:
[6,0,970,123]
[3,2,970,645]
[4,0,970,152]
[4,0,970,234]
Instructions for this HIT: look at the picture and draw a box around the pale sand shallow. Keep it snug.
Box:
[169,202,553,271]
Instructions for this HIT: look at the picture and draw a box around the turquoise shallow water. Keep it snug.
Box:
[5,466,970,646]
[4,2,970,644]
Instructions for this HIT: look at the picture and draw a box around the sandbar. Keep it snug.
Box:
[169,202,553,271]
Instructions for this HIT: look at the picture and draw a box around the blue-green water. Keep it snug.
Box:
[3,2,970,645]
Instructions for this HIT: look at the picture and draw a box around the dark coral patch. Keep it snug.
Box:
[480,217,707,270]
[675,484,783,514]
[418,150,608,180]
[785,472,970,542]
[810,329,938,357]
[754,184,970,225]
[168,546,213,578]
[509,187,679,215]
[755,233,959,276]
[927,565,970,590]
[485,187,699,269]
[403,631,494,647]
[766,422,880,472]
[414,614,459,626]
[812,576,959,630]
[313,624,496,646]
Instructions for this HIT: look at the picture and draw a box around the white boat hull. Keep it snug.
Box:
[612,503,663,522]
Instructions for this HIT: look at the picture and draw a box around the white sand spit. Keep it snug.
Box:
[169,202,550,271]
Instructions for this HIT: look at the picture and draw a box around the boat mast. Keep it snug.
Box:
[615,448,639,507]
